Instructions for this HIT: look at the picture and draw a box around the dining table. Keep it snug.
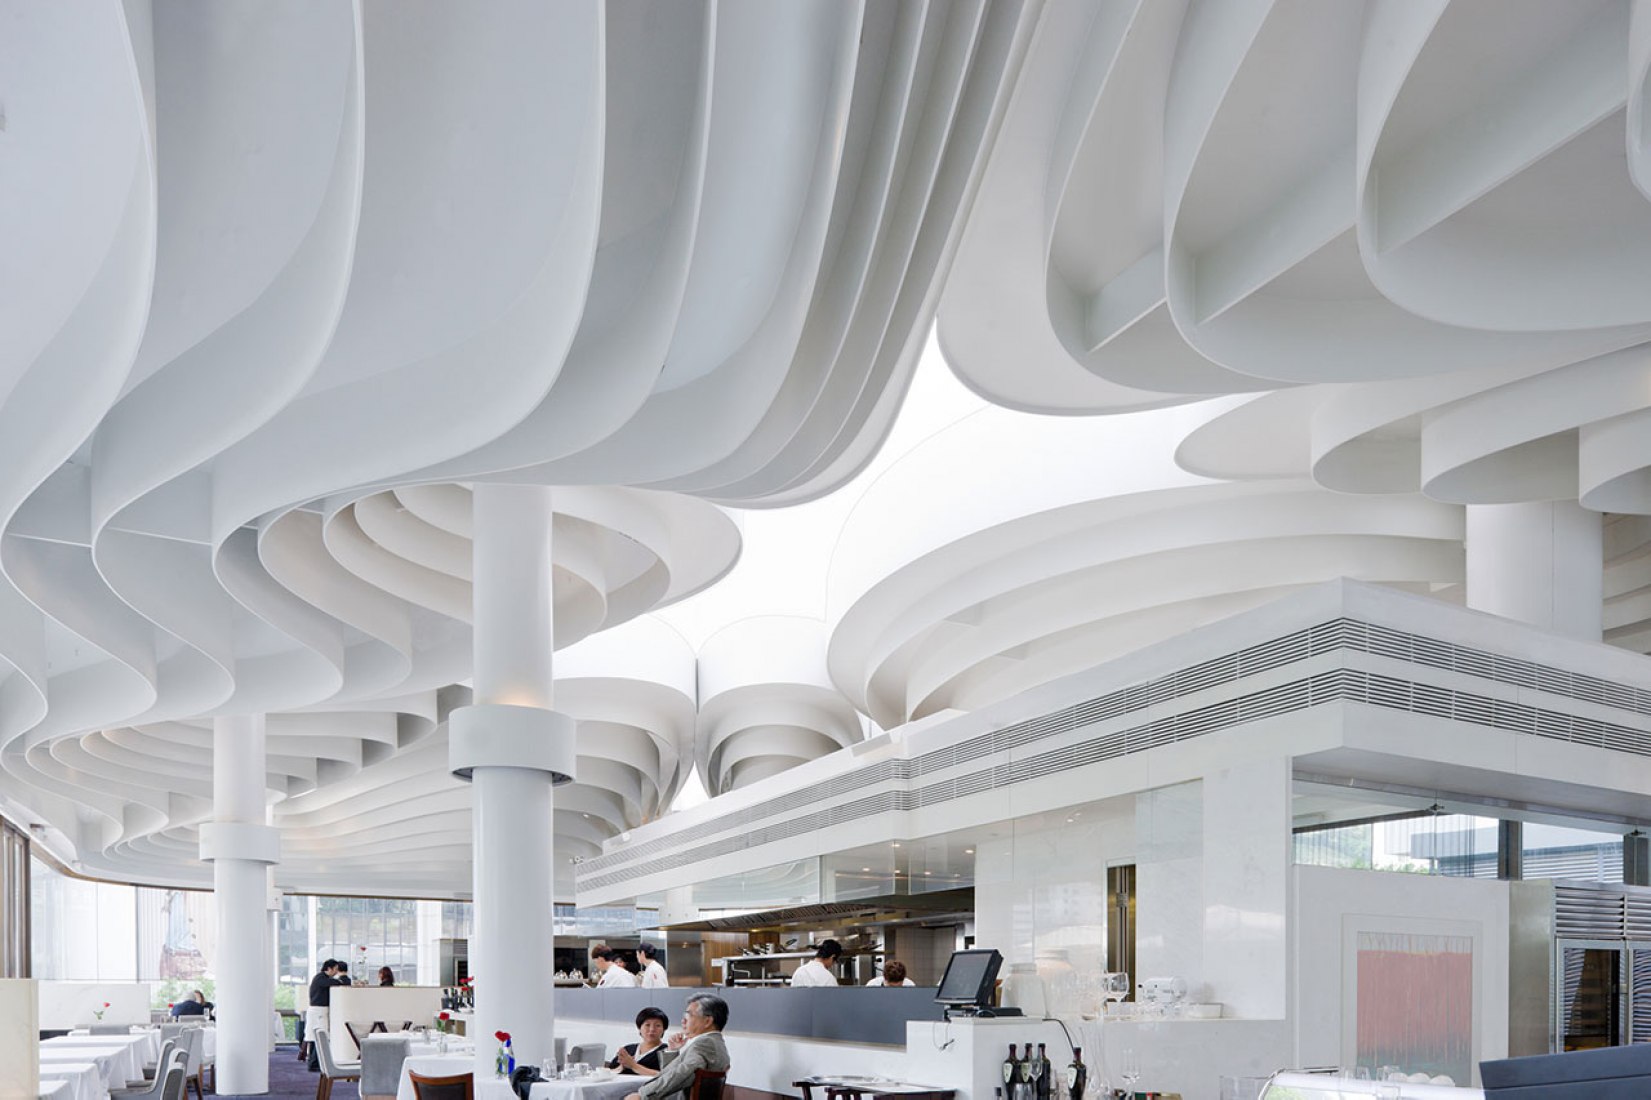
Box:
[35,1063,101,1100]
[395,1049,478,1100]
[471,1072,645,1100]
[36,1079,71,1100]
[64,1027,162,1067]
[38,1035,148,1090]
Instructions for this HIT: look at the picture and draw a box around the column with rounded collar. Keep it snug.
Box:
[201,713,279,1095]
[1465,500,1602,640]
[452,484,574,1075]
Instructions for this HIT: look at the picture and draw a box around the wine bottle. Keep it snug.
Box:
[1065,1048,1086,1100]
[1003,1045,1019,1087]
[1035,1042,1051,1100]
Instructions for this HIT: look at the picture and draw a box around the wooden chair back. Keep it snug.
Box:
[409,1070,476,1100]
[690,1068,729,1100]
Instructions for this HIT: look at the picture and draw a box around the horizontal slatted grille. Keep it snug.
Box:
[579,618,1651,889]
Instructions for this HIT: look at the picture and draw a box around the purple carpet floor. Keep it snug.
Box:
[214,1045,360,1100]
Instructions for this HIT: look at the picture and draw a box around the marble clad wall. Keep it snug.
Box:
[972,802,1131,984]
[0,978,39,1100]
[37,981,150,1029]
[1201,758,1289,1019]
[977,761,1290,1020]
[1135,781,1204,997]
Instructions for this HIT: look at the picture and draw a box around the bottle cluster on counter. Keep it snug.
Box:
[1000,1043,1176,1100]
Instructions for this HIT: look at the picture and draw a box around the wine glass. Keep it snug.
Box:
[1118,1048,1140,1095]
[1027,1047,1046,1089]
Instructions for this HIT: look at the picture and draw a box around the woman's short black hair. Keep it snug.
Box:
[635,1006,670,1030]
[815,938,843,960]
[637,942,659,960]
[686,993,729,1031]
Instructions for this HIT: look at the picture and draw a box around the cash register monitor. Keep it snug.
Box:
[935,948,1005,1014]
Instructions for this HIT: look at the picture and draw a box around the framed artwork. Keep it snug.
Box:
[1342,915,1480,1083]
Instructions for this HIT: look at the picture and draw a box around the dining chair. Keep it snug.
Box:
[159,1063,188,1100]
[345,1020,372,1051]
[115,1040,177,1093]
[90,1024,131,1036]
[569,1043,606,1068]
[408,1070,475,1100]
[359,1035,410,1100]
[112,1048,187,1100]
[314,1027,362,1100]
[138,1037,178,1083]
[181,1023,210,1100]
[689,1069,728,1100]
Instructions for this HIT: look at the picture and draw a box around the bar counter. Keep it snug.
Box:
[556,985,941,1046]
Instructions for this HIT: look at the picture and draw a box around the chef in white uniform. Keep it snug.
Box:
[789,939,842,987]
[865,960,916,987]
[639,942,670,989]
[594,944,639,987]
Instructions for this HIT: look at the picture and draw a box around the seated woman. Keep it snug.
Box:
[378,966,396,987]
[609,1007,670,1076]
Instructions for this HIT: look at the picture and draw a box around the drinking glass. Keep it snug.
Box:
[1118,1048,1140,1094]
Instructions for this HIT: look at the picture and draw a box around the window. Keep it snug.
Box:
[1294,813,1500,876]
[1,820,27,977]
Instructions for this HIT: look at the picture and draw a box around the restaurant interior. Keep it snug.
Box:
[8,3,1651,1100]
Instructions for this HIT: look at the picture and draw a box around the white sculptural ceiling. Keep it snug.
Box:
[9,0,1651,897]
[0,0,1034,890]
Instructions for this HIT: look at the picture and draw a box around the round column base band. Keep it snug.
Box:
[448,702,577,784]
[199,822,280,864]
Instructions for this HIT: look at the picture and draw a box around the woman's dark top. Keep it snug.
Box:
[170,1000,207,1017]
[607,1043,665,1075]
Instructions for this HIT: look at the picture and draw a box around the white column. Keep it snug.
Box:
[1465,500,1603,641]
[450,484,576,1075]
[201,714,279,1096]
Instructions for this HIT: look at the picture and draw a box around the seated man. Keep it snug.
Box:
[626,994,731,1100]
[170,990,210,1017]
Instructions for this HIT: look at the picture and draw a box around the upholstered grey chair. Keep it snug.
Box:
[113,1043,189,1096]
[360,1034,411,1100]
[314,1027,362,1100]
[178,1024,207,1100]
[112,1043,180,1096]
[159,1062,188,1100]
[569,1043,606,1068]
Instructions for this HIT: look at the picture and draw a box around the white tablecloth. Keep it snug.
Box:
[531,1076,642,1100]
[37,1080,71,1100]
[472,1072,639,1100]
[39,1041,142,1090]
[36,1062,103,1100]
[397,1053,476,1100]
[63,1030,161,1069]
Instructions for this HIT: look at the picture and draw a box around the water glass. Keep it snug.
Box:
[1118,1048,1141,1093]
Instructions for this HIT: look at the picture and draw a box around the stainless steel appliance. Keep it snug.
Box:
[1509,880,1651,1054]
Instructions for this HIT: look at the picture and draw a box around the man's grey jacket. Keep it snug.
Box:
[638,1031,731,1100]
